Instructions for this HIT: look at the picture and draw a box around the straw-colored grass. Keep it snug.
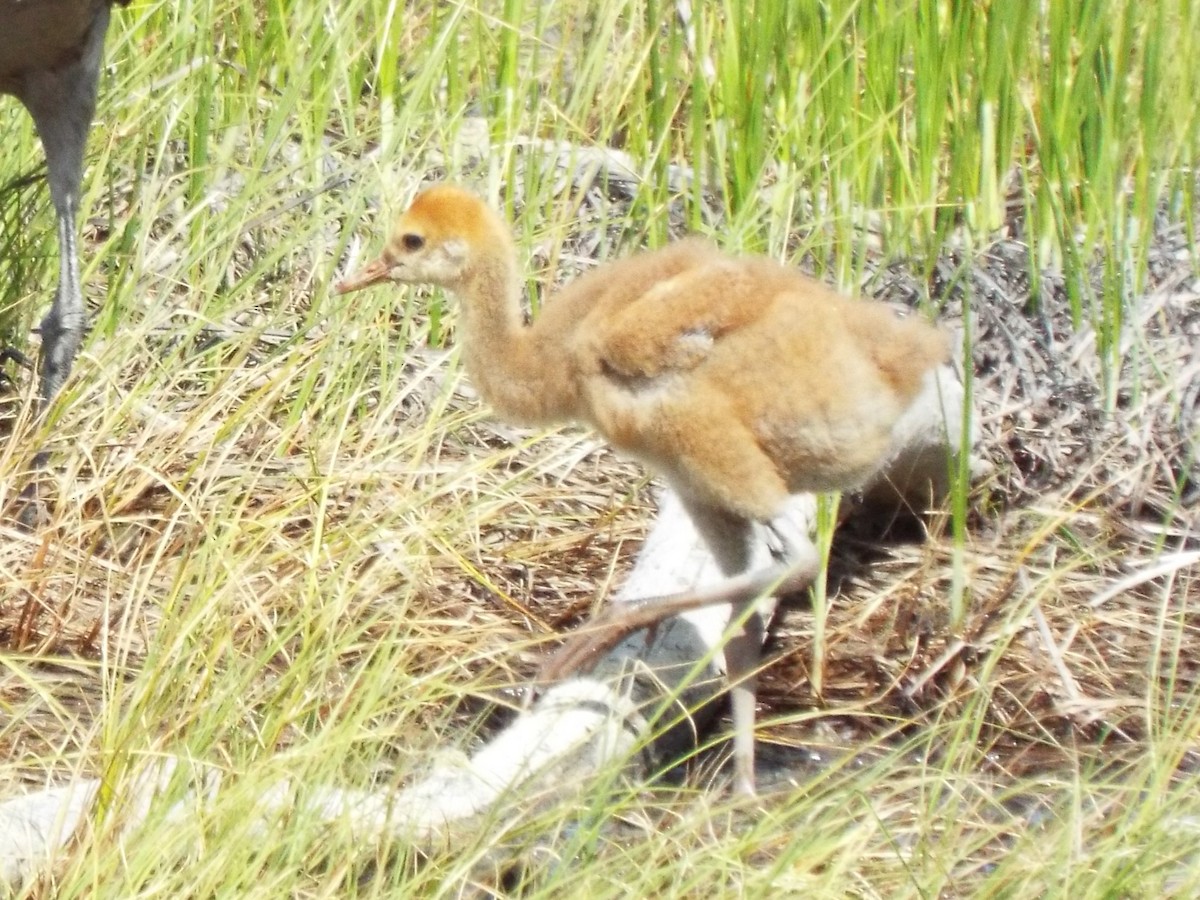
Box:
[1,0,1197,895]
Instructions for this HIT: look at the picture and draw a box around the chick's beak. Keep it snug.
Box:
[335,256,393,295]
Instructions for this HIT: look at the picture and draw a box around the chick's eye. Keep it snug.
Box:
[401,233,425,252]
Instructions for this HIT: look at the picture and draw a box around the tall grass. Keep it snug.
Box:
[4,1,1195,347]
[0,0,1196,896]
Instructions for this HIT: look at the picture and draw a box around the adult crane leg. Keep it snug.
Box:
[17,5,110,403]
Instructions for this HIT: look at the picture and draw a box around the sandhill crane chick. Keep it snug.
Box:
[337,185,949,793]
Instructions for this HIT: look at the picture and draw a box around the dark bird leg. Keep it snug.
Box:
[1,5,113,527]
[17,6,110,404]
